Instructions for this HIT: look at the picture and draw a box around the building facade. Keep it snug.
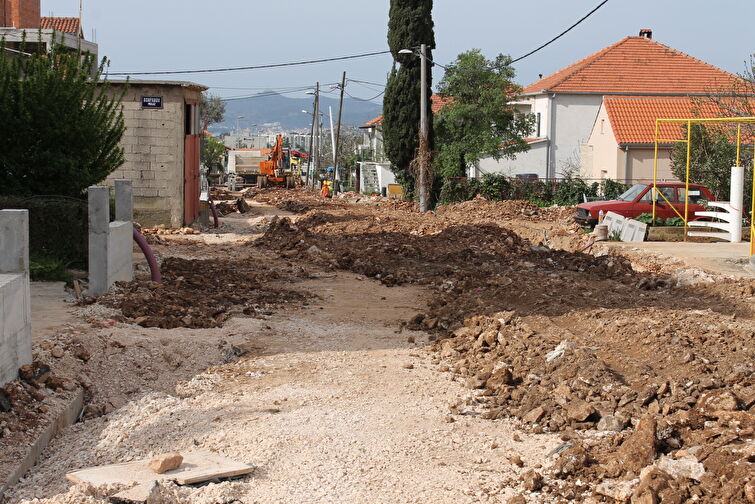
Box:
[480,30,741,180]
[102,80,208,228]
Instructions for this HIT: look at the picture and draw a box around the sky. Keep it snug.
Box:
[43,0,755,103]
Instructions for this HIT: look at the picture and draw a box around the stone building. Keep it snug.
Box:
[101,80,208,228]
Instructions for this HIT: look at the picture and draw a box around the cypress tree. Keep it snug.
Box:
[383,0,435,195]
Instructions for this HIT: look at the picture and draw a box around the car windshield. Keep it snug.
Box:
[616,183,648,202]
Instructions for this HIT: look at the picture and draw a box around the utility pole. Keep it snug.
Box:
[334,71,346,187]
[306,109,315,187]
[314,82,320,187]
[419,43,429,212]
[328,105,336,166]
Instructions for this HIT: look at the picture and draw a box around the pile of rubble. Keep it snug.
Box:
[94,257,304,329]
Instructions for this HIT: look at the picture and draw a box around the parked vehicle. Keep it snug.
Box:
[574,182,715,226]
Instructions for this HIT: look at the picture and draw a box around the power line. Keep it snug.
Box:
[345,90,385,102]
[511,0,610,63]
[108,50,392,76]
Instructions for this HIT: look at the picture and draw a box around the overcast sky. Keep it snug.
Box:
[43,0,755,102]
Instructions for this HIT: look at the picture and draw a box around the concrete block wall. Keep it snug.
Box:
[103,84,203,228]
[0,210,32,386]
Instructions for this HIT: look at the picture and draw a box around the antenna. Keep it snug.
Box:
[79,0,83,33]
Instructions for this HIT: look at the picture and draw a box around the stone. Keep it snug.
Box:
[487,367,514,389]
[744,479,755,503]
[697,390,740,415]
[545,341,577,363]
[617,416,657,473]
[595,478,639,503]
[631,491,657,504]
[0,390,11,412]
[598,414,628,432]
[148,453,183,474]
[509,454,524,467]
[656,455,705,481]
[523,406,545,424]
[507,496,526,504]
[74,347,90,362]
[521,469,543,491]
[51,346,65,359]
[634,466,672,500]
[565,399,595,422]
[402,363,414,370]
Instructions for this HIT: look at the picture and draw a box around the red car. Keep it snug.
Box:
[574,182,715,226]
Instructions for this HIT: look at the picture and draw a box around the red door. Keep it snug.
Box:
[183,100,200,225]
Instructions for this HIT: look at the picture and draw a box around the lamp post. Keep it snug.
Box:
[235,115,245,135]
[399,44,429,212]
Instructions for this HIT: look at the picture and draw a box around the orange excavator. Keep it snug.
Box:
[257,134,297,188]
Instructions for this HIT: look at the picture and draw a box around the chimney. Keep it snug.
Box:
[639,29,652,39]
[4,0,41,29]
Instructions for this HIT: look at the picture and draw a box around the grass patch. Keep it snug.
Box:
[29,254,73,284]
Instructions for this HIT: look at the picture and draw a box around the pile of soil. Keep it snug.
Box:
[96,257,304,329]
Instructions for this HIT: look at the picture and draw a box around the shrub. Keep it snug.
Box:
[0,35,126,198]
[0,196,88,269]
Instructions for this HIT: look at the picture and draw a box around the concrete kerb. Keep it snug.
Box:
[0,209,32,386]
[0,389,84,501]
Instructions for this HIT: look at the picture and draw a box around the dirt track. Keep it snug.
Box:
[2,188,754,503]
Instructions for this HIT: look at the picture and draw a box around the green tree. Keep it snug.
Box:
[382,0,435,195]
[0,38,125,197]
[434,49,532,182]
[670,123,753,217]
[200,92,225,130]
[201,134,226,175]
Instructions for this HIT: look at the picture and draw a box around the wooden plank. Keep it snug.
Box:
[66,451,253,487]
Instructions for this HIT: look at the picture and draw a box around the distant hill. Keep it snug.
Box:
[209,91,382,133]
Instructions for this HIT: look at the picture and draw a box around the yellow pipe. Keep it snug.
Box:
[652,120,660,223]
[751,143,755,257]
[684,120,692,240]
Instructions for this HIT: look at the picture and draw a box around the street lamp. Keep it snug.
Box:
[235,115,245,134]
[399,44,429,212]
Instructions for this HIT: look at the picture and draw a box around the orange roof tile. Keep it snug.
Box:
[523,36,742,95]
[40,17,82,37]
[603,96,754,144]
[362,95,450,127]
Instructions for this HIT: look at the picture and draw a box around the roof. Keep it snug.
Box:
[40,17,82,37]
[522,36,742,95]
[102,79,209,92]
[361,95,450,127]
[602,96,754,144]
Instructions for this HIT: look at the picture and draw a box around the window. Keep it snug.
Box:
[184,103,199,135]
[600,119,605,134]
[536,112,541,137]
[639,186,675,203]
[679,188,708,205]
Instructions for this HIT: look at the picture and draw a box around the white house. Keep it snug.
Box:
[479,29,741,180]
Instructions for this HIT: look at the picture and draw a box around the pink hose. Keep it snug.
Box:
[132,227,161,283]
[209,199,219,228]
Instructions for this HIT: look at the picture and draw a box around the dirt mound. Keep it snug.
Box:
[96,257,304,329]
[276,199,325,213]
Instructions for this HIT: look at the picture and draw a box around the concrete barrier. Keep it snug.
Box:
[87,180,134,296]
[0,210,32,386]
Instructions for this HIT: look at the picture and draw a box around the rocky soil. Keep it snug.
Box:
[2,188,753,503]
